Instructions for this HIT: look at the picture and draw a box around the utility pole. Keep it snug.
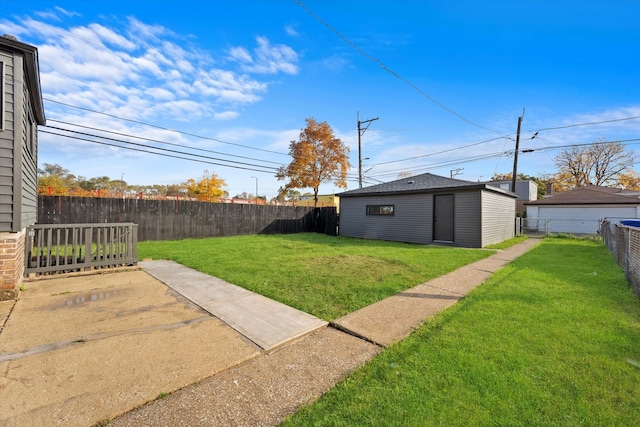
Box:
[450,168,464,178]
[358,112,379,188]
[250,176,258,204]
[511,109,525,193]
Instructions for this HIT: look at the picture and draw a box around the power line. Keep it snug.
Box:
[294,0,501,134]
[41,127,365,181]
[47,119,283,166]
[521,138,640,153]
[365,137,640,181]
[533,115,640,133]
[41,128,280,174]
[371,136,510,167]
[43,98,289,156]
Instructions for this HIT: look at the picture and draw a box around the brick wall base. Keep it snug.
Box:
[0,229,26,290]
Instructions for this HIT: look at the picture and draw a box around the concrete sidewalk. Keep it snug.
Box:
[110,238,541,426]
[140,260,327,351]
[333,238,541,347]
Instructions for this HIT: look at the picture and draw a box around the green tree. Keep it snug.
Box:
[37,163,82,195]
[276,117,350,206]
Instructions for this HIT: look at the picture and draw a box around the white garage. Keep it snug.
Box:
[525,186,640,234]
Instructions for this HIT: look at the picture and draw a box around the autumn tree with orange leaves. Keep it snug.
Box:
[184,170,227,201]
[276,118,350,206]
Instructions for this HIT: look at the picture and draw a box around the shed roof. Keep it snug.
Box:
[0,35,46,124]
[338,172,517,198]
[525,185,640,206]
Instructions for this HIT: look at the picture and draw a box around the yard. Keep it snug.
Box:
[138,233,495,321]
[284,237,640,426]
[138,234,640,425]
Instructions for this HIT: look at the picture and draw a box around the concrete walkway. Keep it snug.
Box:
[333,238,541,347]
[110,238,541,426]
[140,260,327,351]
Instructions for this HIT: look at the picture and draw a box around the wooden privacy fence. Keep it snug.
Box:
[37,196,338,242]
[25,223,138,276]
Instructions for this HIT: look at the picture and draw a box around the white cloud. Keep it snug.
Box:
[2,9,306,192]
[34,11,62,21]
[228,46,253,64]
[230,36,299,75]
[214,110,240,120]
[125,17,168,43]
[87,23,136,50]
[284,25,300,37]
[54,7,80,18]
[146,87,175,101]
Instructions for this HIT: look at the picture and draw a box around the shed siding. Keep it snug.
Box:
[340,193,431,244]
[481,189,515,246]
[0,51,15,232]
[453,190,482,248]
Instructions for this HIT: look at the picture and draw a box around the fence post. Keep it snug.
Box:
[625,227,630,282]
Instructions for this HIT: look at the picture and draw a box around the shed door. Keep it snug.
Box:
[434,194,454,242]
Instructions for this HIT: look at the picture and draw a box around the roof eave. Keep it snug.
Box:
[339,183,517,198]
[1,37,46,124]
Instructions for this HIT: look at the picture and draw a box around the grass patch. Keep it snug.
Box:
[484,235,528,250]
[138,233,494,321]
[283,238,640,426]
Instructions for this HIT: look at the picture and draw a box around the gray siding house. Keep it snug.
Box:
[0,35,45,289]
[0,35,45,231]
[338,173,517,248]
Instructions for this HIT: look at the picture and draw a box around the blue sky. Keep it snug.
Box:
[1,0,639,198]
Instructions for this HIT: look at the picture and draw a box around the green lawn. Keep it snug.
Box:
[283,237,640,426]
[138,233,495,321]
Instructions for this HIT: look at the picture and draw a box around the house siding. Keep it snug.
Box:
[19,76,38,228]
[481,189,515,246]
[340,193,431,244]
[0,51,15,232]
[0,47,38,232]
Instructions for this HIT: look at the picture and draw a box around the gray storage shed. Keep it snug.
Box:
[338,173,517,248]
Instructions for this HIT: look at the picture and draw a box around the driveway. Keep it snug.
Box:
[0,269,261,426]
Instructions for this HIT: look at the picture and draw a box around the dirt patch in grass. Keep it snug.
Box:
[304,255,412,281]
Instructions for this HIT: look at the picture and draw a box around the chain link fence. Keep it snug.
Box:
[599,219,640,298]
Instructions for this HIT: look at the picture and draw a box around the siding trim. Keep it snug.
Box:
[12,53,24,232]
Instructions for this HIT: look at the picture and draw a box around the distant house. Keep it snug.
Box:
[338,173,517,248]
[525,185,640,234]
[486,180,538,213]
[0,35,46,289]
